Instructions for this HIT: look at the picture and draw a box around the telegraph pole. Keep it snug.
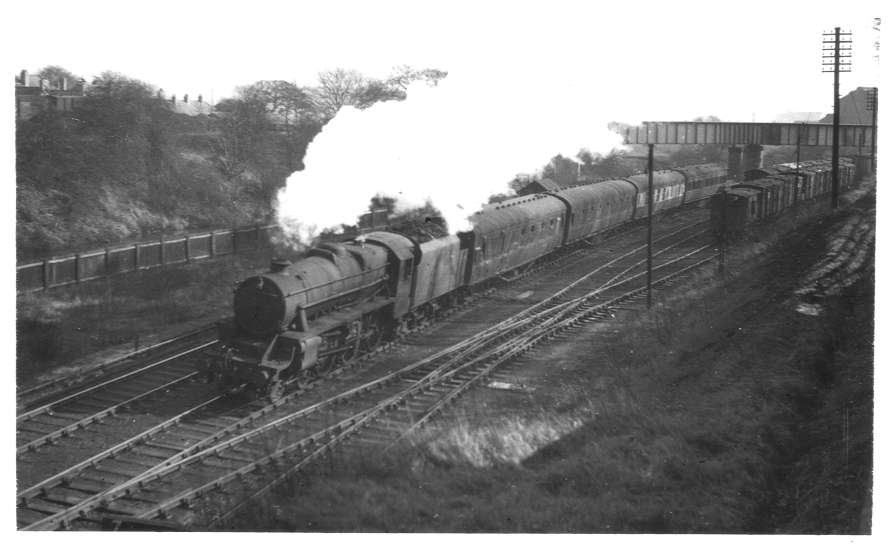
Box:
[823,27,852,209]
[866,87,878,174]
[795,123,803,208]
[646,144,654,308]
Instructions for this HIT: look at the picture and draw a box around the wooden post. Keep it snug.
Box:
[105,247,111,277]
[646,143,654,308]
[159,235,166,267]
[42,259,49,290]
[831,27,842,209]
[210,231,216,258]
[718,188,727,274]
[185,235,191,263]
[795,124,802,208]
[74,253,81,284]
[232,228,238,254]
[134,243,140,271]
[871,87,877,174]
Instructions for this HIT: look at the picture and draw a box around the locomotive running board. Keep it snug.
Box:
[304,297,394,336]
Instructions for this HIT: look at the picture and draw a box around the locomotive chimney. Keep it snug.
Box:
[269,258,291,273]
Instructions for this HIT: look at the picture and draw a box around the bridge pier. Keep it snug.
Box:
[743,144,764,172]
[727,146,743,181]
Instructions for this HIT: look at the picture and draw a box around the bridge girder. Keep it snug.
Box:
[620,121,873,147]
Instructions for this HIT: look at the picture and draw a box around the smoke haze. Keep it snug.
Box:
[275,71,626,245]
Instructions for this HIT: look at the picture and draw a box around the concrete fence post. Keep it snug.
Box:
[232,228,238,253]
[42,259,49,290]
[134,243,141,271]
[159,235,166,267]
[105,247,111,277]
[74,253,81,284]
[185,235,191,263]
[210,231,216,258]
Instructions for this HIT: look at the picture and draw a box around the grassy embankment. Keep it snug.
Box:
[222,193,874,533]
[16,247,281,387]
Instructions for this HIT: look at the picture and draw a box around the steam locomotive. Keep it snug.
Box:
[204,162,743,401]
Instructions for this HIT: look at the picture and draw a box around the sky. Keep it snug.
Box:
[3,0,883,122]
[1,0,893,548]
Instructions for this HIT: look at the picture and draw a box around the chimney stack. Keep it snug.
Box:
[269,259,291,273]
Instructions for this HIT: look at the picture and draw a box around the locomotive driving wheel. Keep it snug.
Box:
[339,346,355,365]
[266,380,286,403]
[362,321,384,353]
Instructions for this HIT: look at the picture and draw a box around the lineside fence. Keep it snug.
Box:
[17,223,279,294]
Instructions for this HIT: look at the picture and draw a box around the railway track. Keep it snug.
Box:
[19,219,715,530]
[16,340,217,457]
[17,326,218,411]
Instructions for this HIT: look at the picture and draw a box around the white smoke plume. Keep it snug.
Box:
[275,72,625,245]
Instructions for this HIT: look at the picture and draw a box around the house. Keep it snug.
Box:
[15,69,86,121]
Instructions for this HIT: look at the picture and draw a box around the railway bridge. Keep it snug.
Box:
[619,121,876,179]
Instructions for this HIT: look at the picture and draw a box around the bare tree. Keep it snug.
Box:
[312,66,448,119]
[313,68,368,118]
[239,80,316,127]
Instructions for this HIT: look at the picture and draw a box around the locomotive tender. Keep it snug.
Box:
[206,163,732,400]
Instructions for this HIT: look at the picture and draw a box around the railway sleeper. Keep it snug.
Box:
[207,415,246,426]
[41,487,95,507]
[18,420,67,435]
[178,422,224,435]
[64,398,118,412]
[177,465,229,484]
[56,477,109,495]
[166,429,213,442]
[122,485,180,505]
[201,456,249,472]
[80,392,132,406]
[212,450,257,465]
[146,436,197,450]
[30,414,82,428]
[95,459,151,476]
[113,452,162,468]
[18,496,72,516]
[131,444,181,459]
[18,507,51,527]
[102,495,160,515]
[78,467,134,486]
